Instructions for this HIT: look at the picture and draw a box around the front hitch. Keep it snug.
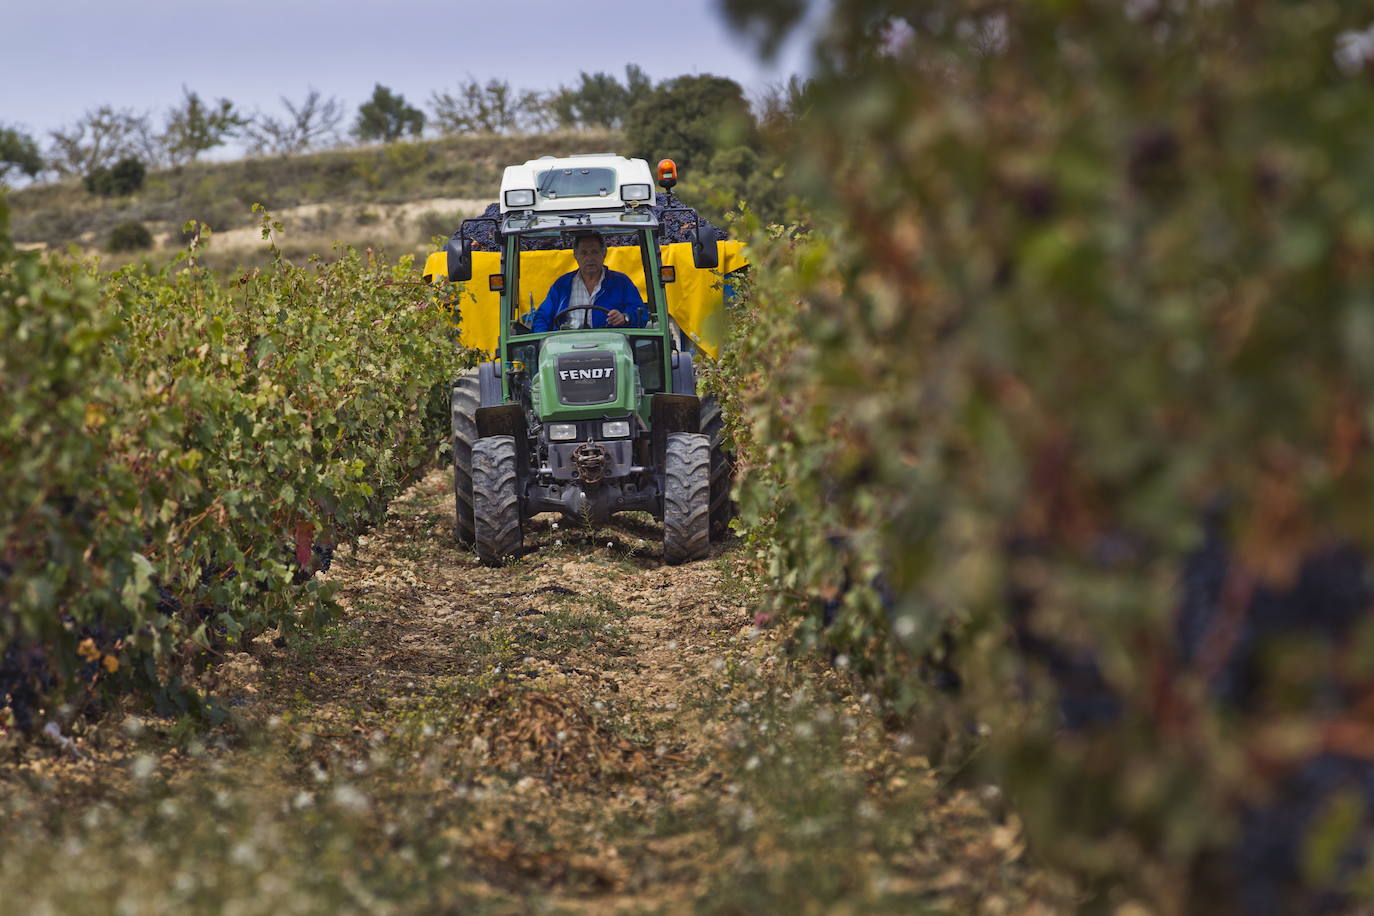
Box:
[571,442,610,485]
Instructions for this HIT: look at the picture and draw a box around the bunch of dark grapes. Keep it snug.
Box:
[815,535,962,691]
[0,640,53,733]
[1176,512,1369,714]
[1004,534,1123,730]
[1221,753,1374,915]
[1175,504,1374,912]
[454,195,726,254]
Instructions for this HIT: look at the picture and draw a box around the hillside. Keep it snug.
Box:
[6,129,619,270]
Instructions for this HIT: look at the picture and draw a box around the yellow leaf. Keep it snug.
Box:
[77,638,100,662]
[84,403,106,429]
[102,654,120,674]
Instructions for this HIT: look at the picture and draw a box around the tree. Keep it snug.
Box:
[244,88,345,155]
[515,90,565,133]
[547,65,654,129]
[430,79,539,134]
[160,86,247,164]
[753,75,812,148]
[623,74,754,171]
[353,84,425,143]
[0,126,43,181]
[47,106,152,177]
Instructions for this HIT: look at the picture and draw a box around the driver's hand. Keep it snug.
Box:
[606,309,628,327]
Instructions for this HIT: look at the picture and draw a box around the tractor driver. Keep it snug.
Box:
[529,231,648,332]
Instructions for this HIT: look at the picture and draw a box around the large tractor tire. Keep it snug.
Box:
[663,432,710,564]
[472,436,524,566]
[451,370,480,547]
[699,395,736,542]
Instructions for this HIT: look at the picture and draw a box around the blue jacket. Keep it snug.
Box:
[530,268,648,332]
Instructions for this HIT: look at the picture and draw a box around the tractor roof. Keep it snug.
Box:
[500,154,656,215]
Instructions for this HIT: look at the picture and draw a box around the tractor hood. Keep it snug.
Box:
[530,333,641,421]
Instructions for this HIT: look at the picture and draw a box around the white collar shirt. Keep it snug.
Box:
[564,267,605,329]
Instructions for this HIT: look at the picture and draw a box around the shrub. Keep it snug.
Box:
[85,156,146,197]
[106,220,153,252]
[719,0,1374,910]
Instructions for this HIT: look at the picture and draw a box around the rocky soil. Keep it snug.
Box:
[0,469,1070,914]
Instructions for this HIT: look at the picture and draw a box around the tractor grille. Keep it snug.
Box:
[554,351,617,405]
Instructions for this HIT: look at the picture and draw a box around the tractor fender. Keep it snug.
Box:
[476,404,523,439]
[478,360,503,407]
[477,404,529,485]
[670,351,696,397]
[651,393,701,473]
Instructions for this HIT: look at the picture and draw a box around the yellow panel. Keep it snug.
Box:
[459,251,503,355]
[422,240,749,360]
[421,250,447,284]
[661,240,748,360]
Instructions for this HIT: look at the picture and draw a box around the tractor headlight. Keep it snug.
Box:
[620,183,651,202]
[504,188,535,208]
[548,423,578,441]
[601,420,631,438]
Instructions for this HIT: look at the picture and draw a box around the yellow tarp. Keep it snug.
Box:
[422,240,748,359]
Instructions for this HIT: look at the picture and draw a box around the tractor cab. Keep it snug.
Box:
[443,155,729,566]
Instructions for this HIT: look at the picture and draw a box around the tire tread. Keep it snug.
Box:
[451,371,480,546]
[664,432,710,564]
[473,435,523,565]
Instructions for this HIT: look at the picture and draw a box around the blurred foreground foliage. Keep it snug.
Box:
[716,0,1374,911]
[1,200,460,730]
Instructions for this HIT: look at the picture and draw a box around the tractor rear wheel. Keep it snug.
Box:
[451,370,480,547]
[472,436,523,566]
[663,432,710,564]
[699,395,735,541]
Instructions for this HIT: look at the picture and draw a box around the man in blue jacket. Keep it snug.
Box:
[530,231,649,332]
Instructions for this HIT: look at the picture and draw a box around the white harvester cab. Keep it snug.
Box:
[498,154,657,214]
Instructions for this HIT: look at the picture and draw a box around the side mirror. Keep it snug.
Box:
[692,224,719,270]
[445,234,472,282]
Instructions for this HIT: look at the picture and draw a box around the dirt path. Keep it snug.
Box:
[0,470,1069,914]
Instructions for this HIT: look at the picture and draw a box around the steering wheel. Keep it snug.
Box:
[549,304,628,328]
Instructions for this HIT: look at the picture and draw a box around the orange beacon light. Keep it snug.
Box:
[656,158,678,190]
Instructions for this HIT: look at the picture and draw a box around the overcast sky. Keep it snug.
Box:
[1,0,812,152]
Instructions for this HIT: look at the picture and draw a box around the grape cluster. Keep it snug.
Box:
[287,545,335,585]
[1176,512,1369,713]
[2,618,134,733]
[0,641,52,733]
[1005,535,1123,730]
[815,535,962,690]
[1227,753,1374,915]
[1175,515,1374,911]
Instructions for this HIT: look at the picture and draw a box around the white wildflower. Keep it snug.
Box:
[332,784,368,812]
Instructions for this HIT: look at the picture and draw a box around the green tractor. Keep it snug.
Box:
[444,154,732,565]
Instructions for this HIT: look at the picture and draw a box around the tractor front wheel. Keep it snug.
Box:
[663,432,710,564]
[472,436,523,566]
